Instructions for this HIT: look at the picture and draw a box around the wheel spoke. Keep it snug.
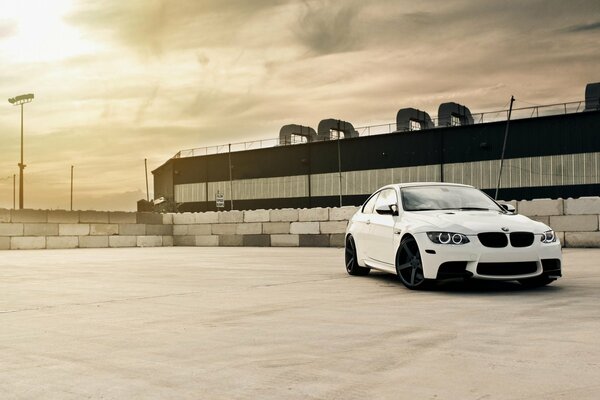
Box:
[410,266,417,285]
[346,257,354,270]
[402,243,414,259]
[397,262,412,271]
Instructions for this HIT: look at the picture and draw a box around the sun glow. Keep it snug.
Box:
[0,0,98,63]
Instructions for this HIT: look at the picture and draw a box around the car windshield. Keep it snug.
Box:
[400,185,503,212]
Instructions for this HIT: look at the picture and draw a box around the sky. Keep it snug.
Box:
[0,0,598,211]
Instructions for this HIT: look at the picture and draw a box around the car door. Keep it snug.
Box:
[352,191,380,261]
[368,188,398,265]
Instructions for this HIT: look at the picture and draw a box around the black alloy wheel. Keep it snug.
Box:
[345,236,370,276]
[396,237,431,289]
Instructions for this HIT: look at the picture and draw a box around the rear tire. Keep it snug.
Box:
[518,276,556,288]
[345,235,370,276]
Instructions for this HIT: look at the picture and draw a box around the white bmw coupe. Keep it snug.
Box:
[345,183,562,289]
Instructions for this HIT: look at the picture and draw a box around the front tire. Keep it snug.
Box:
[345,235,370,276]
[396,236,432,290]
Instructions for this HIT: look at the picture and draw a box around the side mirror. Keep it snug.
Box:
[500,203,516,213]
[375,204,399,216]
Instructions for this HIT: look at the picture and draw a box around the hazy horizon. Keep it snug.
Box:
[0,0,598,211]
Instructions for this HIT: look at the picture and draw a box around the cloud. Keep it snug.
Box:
[562,21,600,33]
[294,0,364,55]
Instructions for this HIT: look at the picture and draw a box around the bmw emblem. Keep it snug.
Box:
[501,227,509,232]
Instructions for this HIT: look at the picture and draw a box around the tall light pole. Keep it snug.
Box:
[70,165,74,211]
[8,93,34,209]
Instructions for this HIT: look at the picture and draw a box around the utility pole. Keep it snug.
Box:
[70,165,74,211]
[495,96,515,200]
[337,119,343,207]
[8,93,34,209]
[13,174,15,209]
[144,158,149,202]
[228,144,234,210]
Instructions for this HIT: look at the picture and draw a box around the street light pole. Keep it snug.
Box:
[70,165,74,211]
[8,93,34,209]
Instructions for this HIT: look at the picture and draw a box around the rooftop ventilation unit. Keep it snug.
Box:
[279,124,318,145]
[585,82,600,111]
[396,108,433,131]
[438,102,474,126]
[317,119,359,141]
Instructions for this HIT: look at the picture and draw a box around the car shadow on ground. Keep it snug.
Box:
[364,271,564,295]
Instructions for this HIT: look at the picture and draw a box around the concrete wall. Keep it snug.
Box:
[2,197,600,250]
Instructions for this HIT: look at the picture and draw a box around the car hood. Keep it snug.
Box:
[404,210,548,235]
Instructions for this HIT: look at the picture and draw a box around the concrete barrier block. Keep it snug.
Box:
[564,197,600,215]
[329,206,359,221]
[80,211,109,223]
[564,232,600,248]
[47,236,78,249]
[290,222,320,234]
[219,235,243,246]
[555,231,565,246]
[173,225,189,236]
[329,234,345,247]
[109,212,137,224]
[109,236,137,248]
[11,209,48,223]
[162,236,174,247]
[270,209,299,222]
[90,224,119,236]
[271,234,299,247]
[528,216,550,226]
[299,208,329,222]
[195,212,219,224]
[0,223,24,236]
[162,213,174,225]
[243,209,270,222]
[174,235,195,246]
[137,212,163,225]
[262,222,291,234]
[320,221,348,234]
[236,223,262,235]
[0,209,9,223]
[549,215,598,232]
[187,224,211,235]
[11,236,46,250]
[47,210,79,223]
[212,223,237,235]
[119,224,146,236]
[218,211,244,223]
[0,237,9,250]
[146,224,173,236]
[24,223,59,236]
[59,224,90,236]
[173,213,195,224]
[299,234,330,247]
[137,235,162,247]
[243,234,270,247]
[79,236,109,248]
[518,199,563,216]
[195,235,219,246]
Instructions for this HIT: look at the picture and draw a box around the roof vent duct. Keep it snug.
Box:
[585,82,600,111]
[279,124,318,145]
[396,108,434,131]
[317,119,359,141]
[438,102,474,127]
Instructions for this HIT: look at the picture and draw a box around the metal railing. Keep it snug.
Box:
[173,100,590,159]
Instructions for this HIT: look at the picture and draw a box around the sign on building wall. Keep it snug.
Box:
[216,191,225,208]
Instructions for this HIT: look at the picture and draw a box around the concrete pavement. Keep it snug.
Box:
[1,247,599,399]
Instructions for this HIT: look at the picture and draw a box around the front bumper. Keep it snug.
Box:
[413,232,562,281]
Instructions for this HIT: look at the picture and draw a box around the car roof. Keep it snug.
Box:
[381,182,474,190]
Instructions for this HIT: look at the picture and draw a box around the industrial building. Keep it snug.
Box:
[152,82,600,212]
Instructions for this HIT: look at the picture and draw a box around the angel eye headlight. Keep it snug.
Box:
[427,232,470,245]
[541,230,556,243]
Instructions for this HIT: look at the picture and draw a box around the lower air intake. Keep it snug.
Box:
[477,261,538,276]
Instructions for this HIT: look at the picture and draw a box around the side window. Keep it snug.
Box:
[374,189,398,210]
[362,192,380,214]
